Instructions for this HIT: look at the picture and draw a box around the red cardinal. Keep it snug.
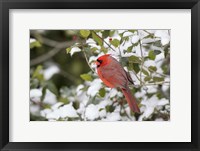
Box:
[95,54,140,113]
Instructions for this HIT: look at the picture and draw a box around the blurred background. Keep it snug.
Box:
[30,30,170,121]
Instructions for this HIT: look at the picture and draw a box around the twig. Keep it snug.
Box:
[91,31,116,52]
[143,30,153,35]
[83,49,95,73]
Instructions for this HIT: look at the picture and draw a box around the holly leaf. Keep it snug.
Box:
[80,74,92,81]
[128,55,141,63]
[80,30,90,38]
[142,69,149,76]
[148,66,157,72]
[66,47,71,54]
[110,39,120,48]
[153,76,164,82]
[99,88,106,97]
[92,32,103,46]
[148,50,156,60]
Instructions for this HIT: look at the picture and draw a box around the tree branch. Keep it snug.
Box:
[30,37,78,66]
[83,49,95,73]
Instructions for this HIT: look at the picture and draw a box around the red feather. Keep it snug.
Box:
[96,54,140,113]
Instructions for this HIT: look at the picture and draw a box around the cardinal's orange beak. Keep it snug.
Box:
[95,61,100,66]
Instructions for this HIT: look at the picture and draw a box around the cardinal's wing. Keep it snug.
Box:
[100,59,128,88]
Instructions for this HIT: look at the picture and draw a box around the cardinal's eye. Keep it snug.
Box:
[97,59,103,64]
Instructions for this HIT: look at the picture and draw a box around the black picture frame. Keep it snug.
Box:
[0,0,200,151]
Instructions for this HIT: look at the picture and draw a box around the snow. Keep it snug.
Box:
[154,30,170,45]
[86,38,101,50]
[46,109,60,120]
[40,108,52,117]
[87,79,102,97]
[85,104,99,120]
[51,102,63,111]
[123,31,133,37]
[43,89,57,105]
[89,56,98,63]
[165,105,170,111]
[70,47,81,56]
[155,118,164,121]
[58,103,79,118]
[157,98,169,106]
[139,95,169,121]
[99,109,107,118]
[30,89,42,102]
[30,105,40,114]
[146,85,158,93]
[155,53,165,62]
[118,30,125,34]
[144,60,156,67]
[135,89,146,98]
[97,100,112,109]
[131,35,139,43]
[76,84,84,96]
[30,38,36,43]
[43,103,79,120]
[109,89,118,98]
[43,65,60,80]
[104,112,121,121]
[77,103,85,114]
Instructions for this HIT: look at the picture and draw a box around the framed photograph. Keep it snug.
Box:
[0,0,199,151]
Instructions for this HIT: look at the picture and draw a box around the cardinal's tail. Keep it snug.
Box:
[121,87,140,113]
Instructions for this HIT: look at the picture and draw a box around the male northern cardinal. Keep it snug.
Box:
[95,54,140,113]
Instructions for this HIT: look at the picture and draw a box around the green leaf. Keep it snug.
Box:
[132,63,140,74]
[41,86,47,101]
[148,66,157,72]
[142,69,149,76]
[92,32,103,46]
[46,82,59,96]
[102,30,110,38]
[101,46,108,54]
[110,39,120,48]
[128,55,141,63]
[127,45,134,52]
[132,42,139,47]
[32,65,44,81]
[80,30,90,38]
[144,76,152,81]
[30,79,40,89]
[153,77,164,82]
[128,30,136,33]
[30,41,41,49]
[99,88,106,97]
[109,30,115,37]
[80,74,92,81]
[66,47,71,54]
[148,50,156,60]
[105,105,115,112]
[91,47,99,52]
[99,108,104,111]
[59,97,69,104]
